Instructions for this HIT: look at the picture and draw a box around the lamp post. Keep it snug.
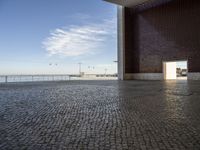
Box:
[104,68,107,76]
[78,63,82,76]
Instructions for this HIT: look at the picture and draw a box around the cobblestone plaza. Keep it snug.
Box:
[0,80,200,149]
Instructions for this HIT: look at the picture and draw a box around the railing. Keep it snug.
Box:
[0,75,71,83]
[0,74,118,83]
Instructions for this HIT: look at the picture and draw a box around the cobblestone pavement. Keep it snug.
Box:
[0,80,200,150]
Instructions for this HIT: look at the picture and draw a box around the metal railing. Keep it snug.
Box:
[0,74,118,83]
[0,75,71,83]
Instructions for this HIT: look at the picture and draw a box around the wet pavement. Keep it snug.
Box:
[0,80,200,150]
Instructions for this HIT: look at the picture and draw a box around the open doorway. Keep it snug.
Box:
[163,60,188,80]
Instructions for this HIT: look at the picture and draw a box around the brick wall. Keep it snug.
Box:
[124,0,200,73]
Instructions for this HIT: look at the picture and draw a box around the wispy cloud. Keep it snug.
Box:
[43,18,116,57]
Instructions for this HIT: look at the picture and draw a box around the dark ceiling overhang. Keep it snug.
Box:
[104,0,154,7]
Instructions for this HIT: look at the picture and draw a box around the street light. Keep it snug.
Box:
[78,62,82,76]
[104,68,107,76]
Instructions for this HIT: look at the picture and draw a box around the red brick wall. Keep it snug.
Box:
[124,0,200,73]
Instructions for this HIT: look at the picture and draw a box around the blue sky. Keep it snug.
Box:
[0,0,117,75]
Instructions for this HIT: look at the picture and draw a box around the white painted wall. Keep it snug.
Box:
[125,73,164,80]
[117,6,125,80]
[164,62,177,80]
[188,73,200,80]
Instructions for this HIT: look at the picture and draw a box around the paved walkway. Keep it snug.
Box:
[0,80,200,150]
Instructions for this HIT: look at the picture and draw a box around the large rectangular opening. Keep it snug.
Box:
[163,60,188,80]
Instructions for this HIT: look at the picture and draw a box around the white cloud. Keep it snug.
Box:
[43,18,116,57]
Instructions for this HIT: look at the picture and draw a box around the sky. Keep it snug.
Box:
[176,61,187,69]
[0,0,117,75]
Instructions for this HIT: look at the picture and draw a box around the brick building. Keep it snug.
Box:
[105,0,200,80]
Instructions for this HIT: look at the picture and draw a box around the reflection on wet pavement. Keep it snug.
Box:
[0,80,200,149]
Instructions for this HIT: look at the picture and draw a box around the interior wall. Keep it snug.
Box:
[124,0,200,74]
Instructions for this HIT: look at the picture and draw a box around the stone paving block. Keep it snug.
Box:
[0,80,200,149]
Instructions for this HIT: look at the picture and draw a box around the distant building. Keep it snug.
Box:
[104,0,200,80]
